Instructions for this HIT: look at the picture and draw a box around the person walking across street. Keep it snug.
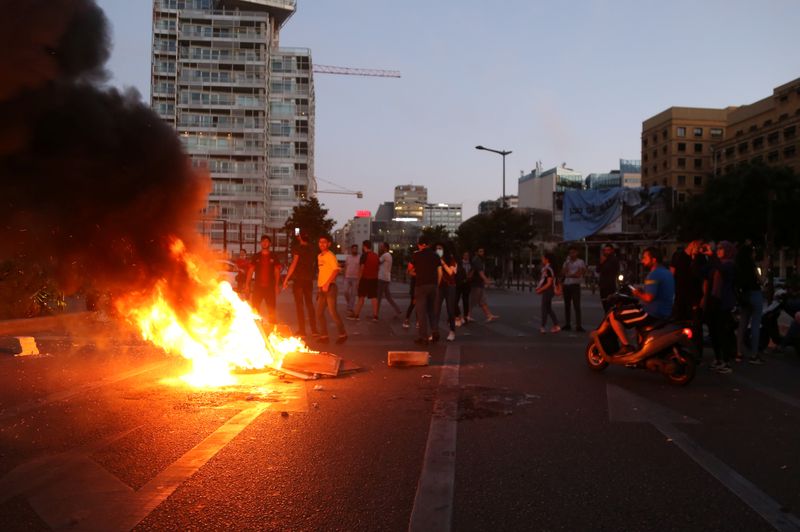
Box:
[735,242,765,364]
[670,239,709,356]
[454,251,471,326]
[402,261,416,329]
[343,244,360,317]
[707,241,738,374]
[536,253,560,334]
[468,247,499,322]
[376,242,402,318]
[410,235,441,345]
[247,235,282,327]
[434,242,458,342]
[315,235,347,344]
[282,231,319,338]
[234,248,250,295]
[597,244,620,313]
[562,246,586,332]
[349,240,380,321]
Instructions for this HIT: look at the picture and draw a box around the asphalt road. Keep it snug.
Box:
[0,284,798,531]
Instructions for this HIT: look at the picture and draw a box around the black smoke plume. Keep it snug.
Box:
[0,0,210,305]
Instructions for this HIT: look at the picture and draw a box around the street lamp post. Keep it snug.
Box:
[475,145,512,207]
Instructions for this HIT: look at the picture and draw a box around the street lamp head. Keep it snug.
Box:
[475,145,485,150]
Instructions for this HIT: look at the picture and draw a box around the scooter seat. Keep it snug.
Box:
[639,319,670,333]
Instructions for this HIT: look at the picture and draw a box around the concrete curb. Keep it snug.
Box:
[0,312,98,336]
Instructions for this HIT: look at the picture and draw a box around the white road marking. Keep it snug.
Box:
[732,374,800,410]
[607,384,800,531]
[409,344,460,532]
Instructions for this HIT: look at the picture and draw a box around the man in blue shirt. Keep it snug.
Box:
[608,247,675,354]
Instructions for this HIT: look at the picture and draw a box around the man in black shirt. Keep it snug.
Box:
[597,244,620,312]
[283,232,319,337]
[670,240,709,354]
[410,235,441,344]
[248,235,282,326]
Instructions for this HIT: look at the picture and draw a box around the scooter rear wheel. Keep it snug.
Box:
[664,346,696,386]
[586,340,608,371]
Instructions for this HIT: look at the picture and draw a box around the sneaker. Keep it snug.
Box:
[346,310,355,317]
[446,331,455,341]
[734,354,743,363]
[539,327,547,334]
[346,315,359,321]
[486,315,500,323]
[336,334,348,344]
[402,319,410,329]
[716,364,733,374]
[709,360,724,371]
[575,327,586,333]
[465,316,476,323]
[550,325,561,333]
[618,344,635,355]
[562,325,572,331]
[371,315,379,322]
[748,356,765,365]
[455,317,463,327]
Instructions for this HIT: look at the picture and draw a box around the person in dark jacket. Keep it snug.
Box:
[707,241,738,374]
[735,243,765,364]
[597,244,619,312]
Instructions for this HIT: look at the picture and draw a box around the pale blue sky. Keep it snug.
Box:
[97,0,800,227]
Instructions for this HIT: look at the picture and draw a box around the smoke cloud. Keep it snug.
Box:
[0,0,210,302]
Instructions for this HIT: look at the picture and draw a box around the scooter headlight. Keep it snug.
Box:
[682,328,693,339]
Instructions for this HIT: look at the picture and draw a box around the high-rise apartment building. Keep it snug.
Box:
[423,203,462,235]
[642,77,800,203]
[393,185,427,221]
[151,0,314,251]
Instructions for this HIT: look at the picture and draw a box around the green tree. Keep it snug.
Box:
[673,163,800,249]
[456,207,536,279]
[421,224,451,244]
[283,197,336,242]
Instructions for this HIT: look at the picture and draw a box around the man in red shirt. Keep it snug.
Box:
[349,240,380,321]
[247,235,282,326]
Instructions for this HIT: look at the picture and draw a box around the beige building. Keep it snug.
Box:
[393,185,427,221]
[642,77,800,204]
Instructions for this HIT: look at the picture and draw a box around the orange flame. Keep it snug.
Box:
[116,238,314,387]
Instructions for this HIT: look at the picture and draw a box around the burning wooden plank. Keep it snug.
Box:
[388,351,430,367]
[280,351,342,376]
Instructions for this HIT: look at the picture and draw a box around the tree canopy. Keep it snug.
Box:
[421,225,451,244]
[456,207,535,256]
[283,197,336,242]
[672,163,800,249]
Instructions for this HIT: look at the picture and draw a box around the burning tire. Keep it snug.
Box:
[585,340,608,371]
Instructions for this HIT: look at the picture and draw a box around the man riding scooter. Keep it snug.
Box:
[606,247,675,355]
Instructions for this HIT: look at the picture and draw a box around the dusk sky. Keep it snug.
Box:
[97,0,799,228]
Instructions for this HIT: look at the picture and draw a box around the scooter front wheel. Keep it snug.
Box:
[586,340,608,371]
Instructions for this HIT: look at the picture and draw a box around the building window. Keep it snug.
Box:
[677,158,686,168]
[693,158,702,169]
[662,145,667,154]
[767,151,779,162]
[643,139,648,148]
[663,161,668,169]
[652,149,657,158]
[710,128,723,139]
[725,146,735,157]
[643,154,648,162]
[749,125,758,132]
[785,125,797,139]
[677,175,686,186]
[678,192,686,203]
[677,142,686,152]
[753,137,764,149]
[785,145,797,158]
[738,142,748,154]
[694,143,702,153]
[662,129,667,140]
[779,113,789,121]
[767,132,780,145]
[751,155,764,165]
[763,119,773,127]
[677,127,686,137]
[693,127,703,137]
[694,175,702,187]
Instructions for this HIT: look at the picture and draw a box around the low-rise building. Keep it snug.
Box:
[518,163,583,211]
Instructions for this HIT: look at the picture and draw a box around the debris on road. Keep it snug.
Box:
[421,374,432,379]
[313,385,324,391]
[388,351,429,367]
[280,351,341,376]
[0,336,39,357]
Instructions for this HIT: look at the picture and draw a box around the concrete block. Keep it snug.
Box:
[388,351,429,367]
[280,351,342,376]
[0,336,40,356]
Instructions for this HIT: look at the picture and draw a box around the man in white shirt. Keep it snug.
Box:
[343,244,360,317]
[376,242,402,317]
[562,246,587,332]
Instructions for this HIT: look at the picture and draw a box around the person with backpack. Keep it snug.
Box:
[536,253,561,334]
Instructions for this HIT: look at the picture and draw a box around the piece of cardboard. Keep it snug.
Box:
[388,351,429,367]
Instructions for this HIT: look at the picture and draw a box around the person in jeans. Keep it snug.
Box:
[315,235,347,344]
[707,241,737,374]
[468,247,499,322]
[343,244,360,316]
[536,253,560,334]
[735,242,765,364]
[410,235,441,345]
[561,246,586,332]
[376,242,402,318]
[433,241,458,342]
[282,231,318,338]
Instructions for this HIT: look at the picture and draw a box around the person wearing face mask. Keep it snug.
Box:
[433,242,458,341]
